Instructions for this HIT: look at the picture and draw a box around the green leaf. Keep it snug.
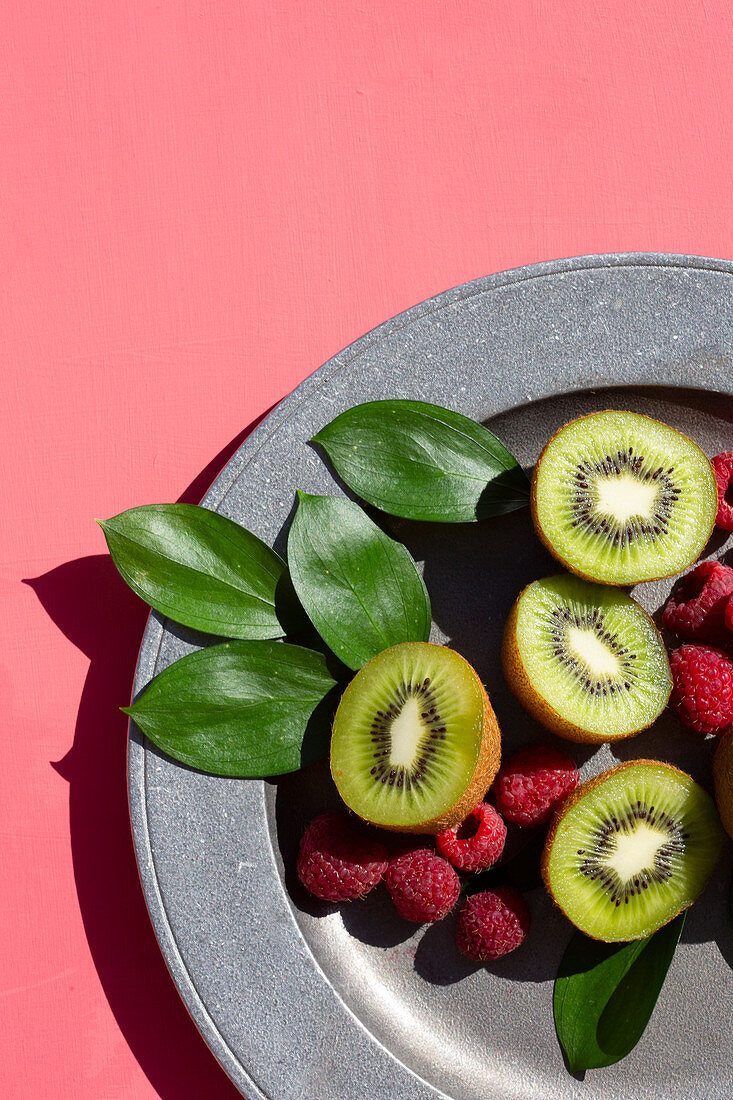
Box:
[312,399,530,522]
[287,492,431,671]
[554,913,686,1073]
[123,640,340,777]
[99,503,290,639]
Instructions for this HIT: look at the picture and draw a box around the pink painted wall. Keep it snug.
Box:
[3,2,733,1096]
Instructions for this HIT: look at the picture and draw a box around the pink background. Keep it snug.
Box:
[4,2,733,1096]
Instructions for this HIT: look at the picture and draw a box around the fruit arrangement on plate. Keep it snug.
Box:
[100,400,733,1075]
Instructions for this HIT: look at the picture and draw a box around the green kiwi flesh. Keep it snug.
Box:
[543,760,723,941]
[532,410,718,585]
[509,574,672,741]
[330,642,493,831]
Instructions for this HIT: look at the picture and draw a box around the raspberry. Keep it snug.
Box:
[726,595,733,636]
[712,452,733,531]
[456,886,531,961]
[385,847,460,922]
[435,802,507,872]
[662,560,733,645]
[669,645,733,735]
[297,812,389,902]
[493,745,579,827]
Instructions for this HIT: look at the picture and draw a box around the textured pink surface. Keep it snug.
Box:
[4,2,733,1096]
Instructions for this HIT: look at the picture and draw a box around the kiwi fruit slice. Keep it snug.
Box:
[503,574,672,743]
[532,410,717,585]
[713,731,733,839]
[542,760,723,941]
[330,642,501,833]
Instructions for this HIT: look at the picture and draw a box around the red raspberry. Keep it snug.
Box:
[435,803,507,872]
[662,560,733,645]
[712,452,733,531]
[726,595,733,636]
[669,645,733,735]
[456,886,531,961]
[493,745,579,827]
[385,847,460,922]
[297,812,389,902]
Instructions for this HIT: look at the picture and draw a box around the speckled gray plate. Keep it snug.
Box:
[128,254,733,1100]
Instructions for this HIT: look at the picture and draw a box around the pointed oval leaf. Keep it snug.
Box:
[554,913,685,1073]
[287,493,431,671]
[99,503,289,639]
[123,640,340,777]
[312,399,529,522]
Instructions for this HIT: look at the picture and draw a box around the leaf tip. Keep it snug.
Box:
[120,705,133,717]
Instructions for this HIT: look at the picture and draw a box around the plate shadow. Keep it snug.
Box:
[24,412,273,1100]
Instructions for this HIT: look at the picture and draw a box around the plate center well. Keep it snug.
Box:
[272,384,733,1100]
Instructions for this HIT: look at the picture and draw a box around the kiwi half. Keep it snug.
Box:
[532,410,717,585]
[542,760,723,941]
[330,642,501,833]
[503,574,672,743]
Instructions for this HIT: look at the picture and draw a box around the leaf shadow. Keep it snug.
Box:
[305,438,374,511]
[300,685,343,768]
[475,467,531,520]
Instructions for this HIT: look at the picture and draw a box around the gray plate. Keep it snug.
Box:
[128,253,733,1100]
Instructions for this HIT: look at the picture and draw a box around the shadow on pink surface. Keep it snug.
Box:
[24,409,274,1100]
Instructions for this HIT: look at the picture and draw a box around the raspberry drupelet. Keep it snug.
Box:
[662,560,733,647]
[712,452,733,531]
[669,645,733,735]
[384,847,460,922]
[493,744,579,827]
[297,811,389,902]
[436,802,507,872]
[456,886,531,961]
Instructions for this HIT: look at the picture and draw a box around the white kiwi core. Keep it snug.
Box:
[606,823,668,880]
[566,626,621,677]
[595,472,659,523]
[388,697,427,768]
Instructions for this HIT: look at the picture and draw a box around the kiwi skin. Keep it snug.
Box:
[541,759,711,942]
[713,731,733,840]
[330,644,502,835]
[530,411,717,586]
[501,583,671,745]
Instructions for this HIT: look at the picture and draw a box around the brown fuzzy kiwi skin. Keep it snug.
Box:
[713,730,733,840]
[530,410,717,585]
[501,585,671,745]
[541,759,714,942]
[331,645,502,836]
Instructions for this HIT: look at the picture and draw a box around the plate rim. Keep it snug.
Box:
[126,251,733,1099]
